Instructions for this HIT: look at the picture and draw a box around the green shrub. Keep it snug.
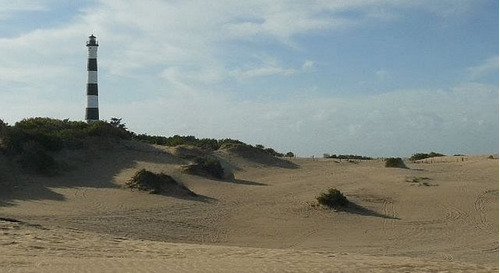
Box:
[192,156,224,179]
[385,157,407,168]
[2,118,92,153]
[409,152,445,161]
[181,156,225,179]
[134,134,245,151]
[17,141,58,175]
[85,121,131,139]
[127,169,178,194]
[0,119,7,136]
[0,117,136,176]
[323,154,373,160]
[316,188,349,208]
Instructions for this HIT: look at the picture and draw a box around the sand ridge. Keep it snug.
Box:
[0,141,498,272]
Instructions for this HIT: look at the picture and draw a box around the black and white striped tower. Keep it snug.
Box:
[85,34,99,122]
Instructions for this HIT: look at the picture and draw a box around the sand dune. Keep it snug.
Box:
[0,140,498,272]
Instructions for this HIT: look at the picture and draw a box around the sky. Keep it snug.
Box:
[0,0,498,157]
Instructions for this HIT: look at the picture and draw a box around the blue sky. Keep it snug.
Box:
[0,0,498,157]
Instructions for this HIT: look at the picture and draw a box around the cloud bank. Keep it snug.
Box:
[0,0,497,157]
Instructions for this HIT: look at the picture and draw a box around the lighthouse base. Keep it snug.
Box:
[85,108,99,122]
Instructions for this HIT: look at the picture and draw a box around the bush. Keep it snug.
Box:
[316,188,349,208]
[182,156,224,179]
[385,157,407,168]
[134,134,245,151]
[409,152,445,161]
[17,141,58,175]
[0,117,136,176]
[126,169,193,195]
[86,121,132,139]
[323,154,373,160]
[127,169,174,193]
[0,117,133,154]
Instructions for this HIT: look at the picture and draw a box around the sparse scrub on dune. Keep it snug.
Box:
[0,117,290,176]
[182,156,225,179]
[86,120,133,139]
[316,188,349,208]
[409,152,445,161]
[17,141,59,175]
[0,117,134,175]
[134,134,291,158]
[385,157,407,168]
[134,134,244,151]
[405,176,434,186]
[0,118,132,153]
[127,169,196,196]
[323,153,373,160]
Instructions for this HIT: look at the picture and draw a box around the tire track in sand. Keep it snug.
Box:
[382,198,400,241]
[473,190,497,232]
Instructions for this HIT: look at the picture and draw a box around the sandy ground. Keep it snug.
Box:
[0,140,498,272]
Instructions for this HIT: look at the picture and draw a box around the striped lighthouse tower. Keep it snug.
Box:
[85,34,99,122]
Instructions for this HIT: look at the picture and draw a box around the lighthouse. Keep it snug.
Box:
[85,34,99,122]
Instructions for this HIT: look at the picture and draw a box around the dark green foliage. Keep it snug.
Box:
[134,133,289,158]
[316,188,349,208]
[428,152,445,158]
[126,169,195,196]
[2,118,112,153]
[127,169,176,193]
[385,157,407,168]
[134,134,244,151]
[263,147,284,157]
[252,144,284,157]
[323,154,373,160]
[0,119,7,137]
[410,153,429,161]
[86,121,132,139]
[409,152,445,161]
[109,117,128,131]
[191,156,224,179]
[285,152,295,158]
[0,117,133,175]
[18,141,58,175]
[0,117,132,153]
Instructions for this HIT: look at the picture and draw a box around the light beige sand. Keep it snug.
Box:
[0,141,498,272]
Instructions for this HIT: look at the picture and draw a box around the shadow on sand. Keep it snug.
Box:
[338,201,401,220]
[0,139,214,207]
[229,178,267,186]
[157,191,217,203]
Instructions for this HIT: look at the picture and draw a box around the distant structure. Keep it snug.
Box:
[85,34,99,122]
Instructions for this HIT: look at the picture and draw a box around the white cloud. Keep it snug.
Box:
[0,0,478,86]
[102,82,497,157]
[467,55,499,80]
[0,0,496,157]
[230,65,296,80]
[302,60,315,71]
[0,0,48,14]
[375,69,390,79]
